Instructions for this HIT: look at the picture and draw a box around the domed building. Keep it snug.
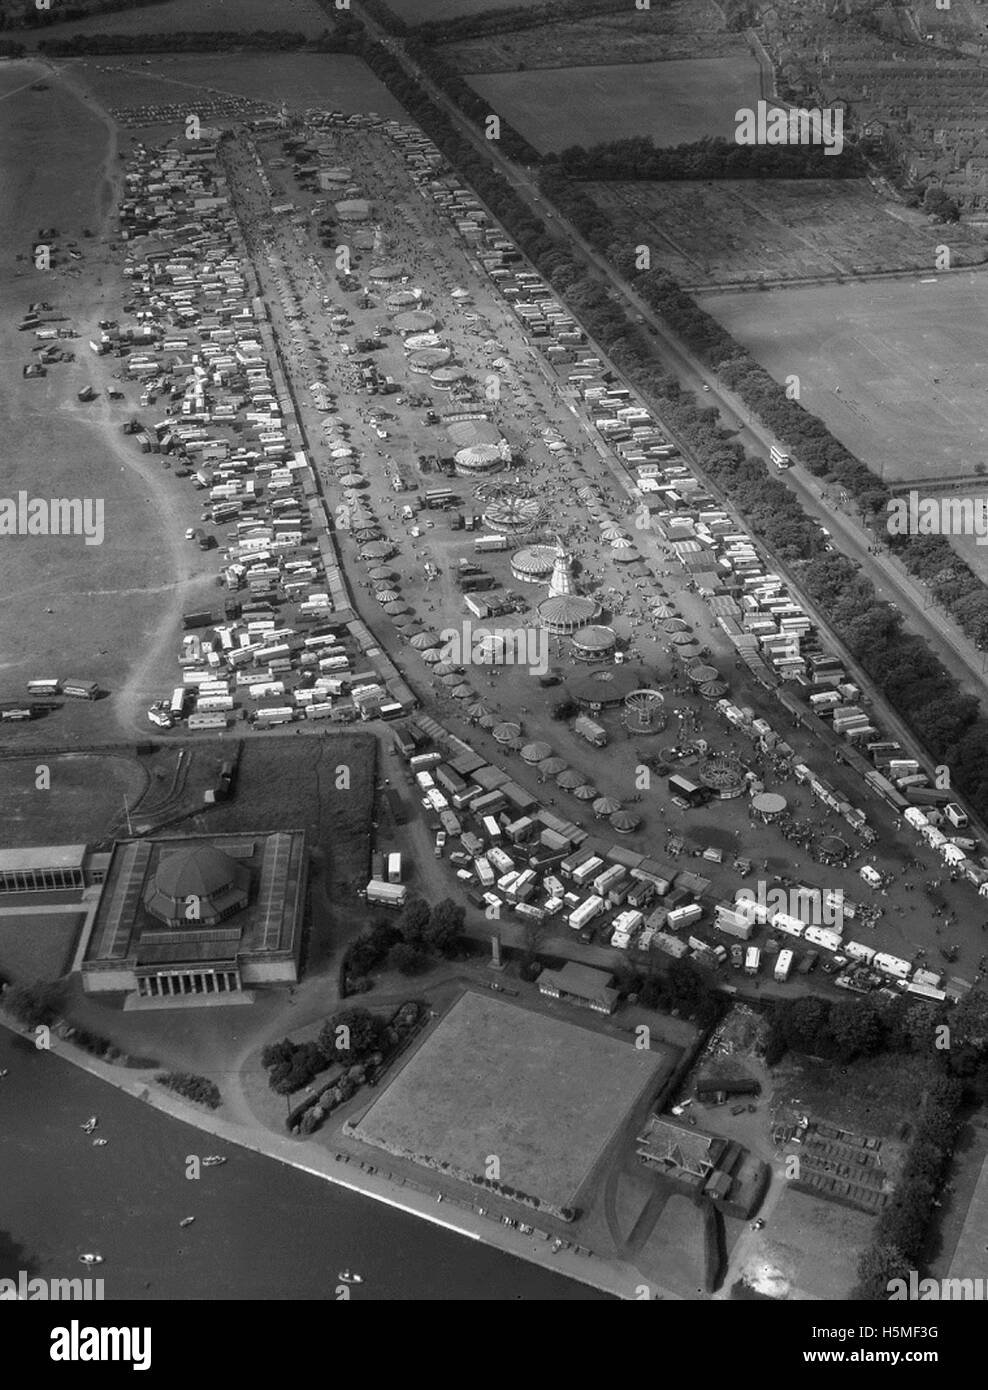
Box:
[143,845,250,928]
[82,831,308,1002]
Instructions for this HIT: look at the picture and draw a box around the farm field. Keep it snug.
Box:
[705,271,988,580]
[13,0,329,43]
[443,0,746,72]
[73,53,410,118]
[466,58,763,152]
[353,990,672,1212]
[586,179,988,289]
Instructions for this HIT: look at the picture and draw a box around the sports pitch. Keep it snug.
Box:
[466,58,761,153]
[706,272,988,486]
[352,990,674,1211]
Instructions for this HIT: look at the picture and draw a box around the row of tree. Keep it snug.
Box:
[412,0,640,46]
[853,1076,962,1299]
[556,135,866,182]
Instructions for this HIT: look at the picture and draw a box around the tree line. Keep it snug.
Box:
[557,134,867,182]
[766,989,988,1298]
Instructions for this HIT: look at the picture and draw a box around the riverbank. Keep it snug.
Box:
[0,1006,632,1298]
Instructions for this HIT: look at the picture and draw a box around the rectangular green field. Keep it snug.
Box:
[466,57,762,153]
[705,273,988,494]
[353,990,673,1210]
[0,911,85,982]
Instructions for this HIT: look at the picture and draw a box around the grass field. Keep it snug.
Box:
[0,754,147,844]
[74,53,410,118]
[15,0,329,42]
[444,0,746,73]
[466,58,762,153]
[587,180,988,289]
[705,272,988,510]
[199,732,376,900]
[353,990,671,1211]
[735,1186,874,1300]
[388,0,529,18]
[0,911,85,982]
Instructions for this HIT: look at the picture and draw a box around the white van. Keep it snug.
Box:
[944,803,969,829]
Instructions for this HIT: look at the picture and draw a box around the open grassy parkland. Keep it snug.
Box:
[466,57,762,153]
[75,53,409,120]
[706,272,988,484]
[587,180,988,289]
[0,754,147,843]
[12,0,329,44]
[444,0,748,73]
[353,991,673,1212]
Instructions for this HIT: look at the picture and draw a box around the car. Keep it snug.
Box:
[750,1219,765,1231]
[455,869,473,881]
[449,851,471,866]
[435,830,447,848]
[702,384,711,391]
[185,527,196,540]
[578,925,595,944]
[731,1104,747,1116]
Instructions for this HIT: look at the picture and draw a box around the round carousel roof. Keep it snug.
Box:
[510,545,558,577]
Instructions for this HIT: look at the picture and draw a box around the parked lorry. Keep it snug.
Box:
[573,714,607,748]
[365,880,407,908]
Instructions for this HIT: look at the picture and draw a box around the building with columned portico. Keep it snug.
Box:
[81,831,307,1002]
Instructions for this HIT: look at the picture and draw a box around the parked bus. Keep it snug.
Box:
[27,679,60,697]
[170,687,188,719]
[770,445,792,470]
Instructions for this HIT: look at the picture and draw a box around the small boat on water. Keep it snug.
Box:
[79,1254,103,1266]
[179,1217,195,1228]
[81,1116,98,1133]
[0,1069,9,1078]
[202,1155,226,1167]
[92,1138,108,1147]
[337,1270,362,1284]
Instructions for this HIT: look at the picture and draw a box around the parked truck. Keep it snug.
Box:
[573,714,607,748]
[744,946,761,976]
[365,880,407,908]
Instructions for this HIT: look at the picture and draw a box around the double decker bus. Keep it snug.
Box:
[770,445,792,470]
